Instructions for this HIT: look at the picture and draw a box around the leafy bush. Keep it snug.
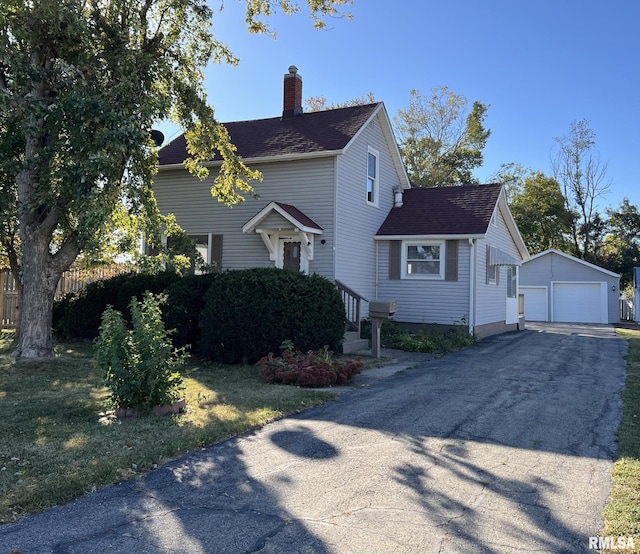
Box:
[256,346,363,387]
[94,293,186,412]
[163,273,218,351]
[199,268,346,364]
[53,271,181,340]
[361,318,475,354]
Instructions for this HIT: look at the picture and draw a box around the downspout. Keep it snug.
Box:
[375,240,379,299]
[468,238,476,336]
[332,156,338,281]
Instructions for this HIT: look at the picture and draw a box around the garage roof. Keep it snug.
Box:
[526,249,620,278]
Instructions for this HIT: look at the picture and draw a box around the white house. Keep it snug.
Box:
[152,66,530,343]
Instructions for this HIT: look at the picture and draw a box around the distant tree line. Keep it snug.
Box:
[308,89,638,289]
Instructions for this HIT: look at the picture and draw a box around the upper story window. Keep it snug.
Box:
[367,147,379,206]
[402,241,445,279]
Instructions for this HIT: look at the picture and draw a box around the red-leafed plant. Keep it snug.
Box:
[256,344,363,387]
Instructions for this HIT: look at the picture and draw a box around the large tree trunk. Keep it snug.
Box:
[14,240,66,359]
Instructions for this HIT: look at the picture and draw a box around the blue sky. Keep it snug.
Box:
[162,0,640,213]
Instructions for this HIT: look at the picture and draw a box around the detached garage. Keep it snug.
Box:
[519,249,620,324]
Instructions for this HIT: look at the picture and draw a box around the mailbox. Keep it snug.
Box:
[369,300,397,319]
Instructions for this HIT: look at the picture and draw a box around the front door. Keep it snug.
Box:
[282,241,301,271]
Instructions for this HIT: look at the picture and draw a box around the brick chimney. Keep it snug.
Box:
[282,65,303,118]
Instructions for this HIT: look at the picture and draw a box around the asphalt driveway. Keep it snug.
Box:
[0,323,628,553]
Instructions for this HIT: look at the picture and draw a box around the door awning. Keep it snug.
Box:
[242,202,323,234]
[488,246,521,266]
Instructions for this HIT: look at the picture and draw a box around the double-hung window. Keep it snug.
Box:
[402,241,444,279]
[367,147,379,206]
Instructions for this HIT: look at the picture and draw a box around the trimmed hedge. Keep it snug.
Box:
[199,268,346,364]
[163,273,218,351]
[53,272,181,340]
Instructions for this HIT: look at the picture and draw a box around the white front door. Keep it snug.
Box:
[505,265,519,324]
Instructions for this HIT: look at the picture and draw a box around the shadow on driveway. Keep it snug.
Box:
[0,323,628,553]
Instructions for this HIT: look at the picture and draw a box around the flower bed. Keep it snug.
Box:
[256,347,363,387]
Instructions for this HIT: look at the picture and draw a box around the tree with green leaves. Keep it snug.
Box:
[599,199,640,288]
[551,119,610,261]
[305,92,376,112]
[509,171,574,255]
[0,0,351,359]
[394,86,491,187]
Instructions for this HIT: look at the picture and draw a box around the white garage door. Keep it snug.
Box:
[521,287,547,321]
[552,282,606,323]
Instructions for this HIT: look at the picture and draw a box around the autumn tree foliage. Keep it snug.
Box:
[395,86,490,187]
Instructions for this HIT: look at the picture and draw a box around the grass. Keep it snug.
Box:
[602,327,640,553]
[0,332,341,524]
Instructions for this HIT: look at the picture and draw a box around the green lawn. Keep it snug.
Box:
[3,324,637,544]
[602,327,640,553]
[0,332,338,523]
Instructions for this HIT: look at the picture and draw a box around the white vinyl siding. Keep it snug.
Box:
[475,203,523,327]
[152,158,336,279]
[377,239,471,325]
[335,112,403,302]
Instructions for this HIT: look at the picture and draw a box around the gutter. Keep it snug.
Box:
[158,150,343,171]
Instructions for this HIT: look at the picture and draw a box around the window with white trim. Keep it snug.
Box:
[402,241,444,279]
[166,233,222,274]
[486,245,498,285]
[506,265,517,298]
[367,147,379,206]
[487,264,498,285]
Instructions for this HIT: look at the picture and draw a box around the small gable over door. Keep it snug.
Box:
[242,201,323,273]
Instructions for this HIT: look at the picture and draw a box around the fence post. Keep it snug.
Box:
[0,271,5,329]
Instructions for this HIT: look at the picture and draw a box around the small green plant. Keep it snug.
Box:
[256,346,363,387]
[94,292,187,412]
[361,318,475,354]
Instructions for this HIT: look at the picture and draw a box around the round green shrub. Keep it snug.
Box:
[199,268,346,364]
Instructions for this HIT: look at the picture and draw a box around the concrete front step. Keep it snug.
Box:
[342,331,369,354]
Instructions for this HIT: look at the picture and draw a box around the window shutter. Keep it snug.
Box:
[389,241,401,280]
[211,234,223,270]
[445,240,458,281]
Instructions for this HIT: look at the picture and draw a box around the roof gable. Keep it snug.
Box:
[376,184,503,237]
[159,103,382,166]
[242,202,323,234]
[525,249,620,278]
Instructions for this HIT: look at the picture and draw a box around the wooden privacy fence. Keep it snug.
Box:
[0,265,130,330]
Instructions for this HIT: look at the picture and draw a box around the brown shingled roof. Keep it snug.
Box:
[376,184,503,236]
[158,103,381,166]
[274,202,323,231]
